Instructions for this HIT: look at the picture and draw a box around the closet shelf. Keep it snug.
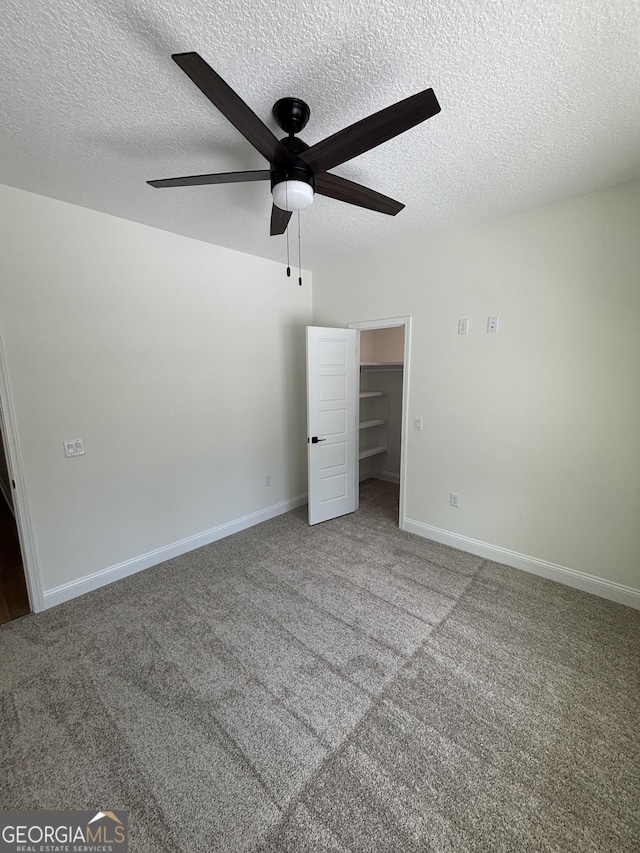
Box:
[360,362,403,371]
[360,419,386,430]
[359,390,388,463]
[359,445,388,460]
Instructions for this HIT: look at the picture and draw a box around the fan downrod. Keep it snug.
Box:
[272,98,310,135]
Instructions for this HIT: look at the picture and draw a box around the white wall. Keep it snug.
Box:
[0,185,312,602]
[315,180,640,598]
[360,327,404,363]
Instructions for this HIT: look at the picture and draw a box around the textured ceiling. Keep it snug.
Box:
[2,0,639,268]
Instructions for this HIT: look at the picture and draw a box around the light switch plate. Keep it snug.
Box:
[64,439,85,457]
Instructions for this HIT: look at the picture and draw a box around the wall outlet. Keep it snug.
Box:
[487,316,499,333]
[458,318,469,335]
[450,492,460,508]
[264,475,272,487]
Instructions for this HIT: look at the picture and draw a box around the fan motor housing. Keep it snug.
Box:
[270,135,314,192]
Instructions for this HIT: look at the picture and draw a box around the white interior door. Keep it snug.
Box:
[306,326,358,525]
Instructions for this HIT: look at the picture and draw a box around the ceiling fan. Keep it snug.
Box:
[148,52,441,235]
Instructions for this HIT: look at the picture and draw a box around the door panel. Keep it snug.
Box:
[320,443,347,469]
[319,473,347,502]
[319,408,347,434]
[306,326,358,525]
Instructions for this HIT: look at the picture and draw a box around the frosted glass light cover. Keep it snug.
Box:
[272,180,314,211]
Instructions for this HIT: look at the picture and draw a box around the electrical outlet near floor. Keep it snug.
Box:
[450,492,460,508]
[264,475,272,487]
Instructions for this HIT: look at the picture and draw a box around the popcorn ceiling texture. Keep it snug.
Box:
[1,0,639,267]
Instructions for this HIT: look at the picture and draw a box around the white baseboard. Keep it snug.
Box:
[402,518,640,610]
[43,494,308,610]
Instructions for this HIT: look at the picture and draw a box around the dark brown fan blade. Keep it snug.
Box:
[314,173,404,215]
[270,205,292,235]
[299,88,440,173]
[148,170,271,189]
[172,52,289,164]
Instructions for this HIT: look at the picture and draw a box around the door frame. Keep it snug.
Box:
[348,316,411,530]
[0,328,44,612]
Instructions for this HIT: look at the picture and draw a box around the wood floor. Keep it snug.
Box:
[0,496,30,624]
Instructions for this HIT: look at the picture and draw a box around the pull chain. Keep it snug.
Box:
[298,211,302,286]
[286,183,291,277]
[286,226,291,277]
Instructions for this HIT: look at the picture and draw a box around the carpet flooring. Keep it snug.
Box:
[1,480,638,852]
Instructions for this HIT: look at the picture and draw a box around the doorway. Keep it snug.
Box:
[0,424,30,622]
[349,317,411,529]
[0,330,42,617]
[305,318,410,529]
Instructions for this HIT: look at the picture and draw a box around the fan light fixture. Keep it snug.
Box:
[148,53,442,238]
[272,180,314,212]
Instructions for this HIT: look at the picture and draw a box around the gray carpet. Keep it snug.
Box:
[1,480,639,852]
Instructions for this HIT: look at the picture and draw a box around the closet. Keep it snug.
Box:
[358,327,404,484]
